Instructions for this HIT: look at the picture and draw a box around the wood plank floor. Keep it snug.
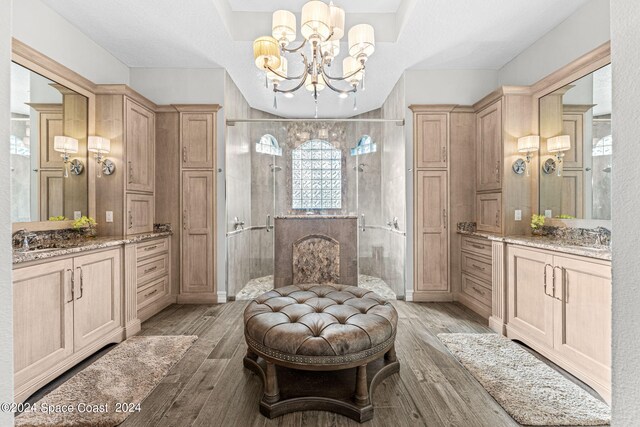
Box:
[120,301,521,427]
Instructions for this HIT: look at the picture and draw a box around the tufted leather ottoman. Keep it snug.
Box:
[243,283,399,423]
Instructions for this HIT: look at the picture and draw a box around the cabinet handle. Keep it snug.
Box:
[495,160,501,182]
[471,286,484,295]
[144,245,158,252]
[76,267,84,300]
[441,146,447,162]
[183,210,188,230]
[66,268,75,304]
[183,146,188,163]
[144,265,158,275]
[553,266,564,302]
[470,244,485,250]
[470,263,486,272]
[442,209,447,229]
[495,210,500,227]
[145,289,159,298]
[266,214,271,233]
[128,161,134,184]
[128,210,133,229]
[543,263,555,297]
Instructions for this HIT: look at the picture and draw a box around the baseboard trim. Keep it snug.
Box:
[177,292,218,304]
[124,319,142,338]
[455,292,491,319]
[404,290,414,302]
[488,316,506,335]
[138,294,176,323]
[411,291,454,302]
[217,291,227,304]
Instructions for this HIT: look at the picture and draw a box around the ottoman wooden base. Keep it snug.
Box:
[243,353,400,423]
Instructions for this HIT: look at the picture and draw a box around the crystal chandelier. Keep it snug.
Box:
[253,1,375,116]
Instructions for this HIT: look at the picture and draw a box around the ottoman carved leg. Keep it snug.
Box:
[353,364,370,406]
[385,344,397,362]
[264,362,280,404]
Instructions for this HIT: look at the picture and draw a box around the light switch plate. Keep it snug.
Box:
[74,211,81,220]
[106,211,113,223]
[515,210,522,221]
[545,210,552,218]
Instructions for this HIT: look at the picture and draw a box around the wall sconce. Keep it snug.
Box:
[88,136,115,177]
[513,135,540,176]
[544,135,571,176]
[54,136,82,178]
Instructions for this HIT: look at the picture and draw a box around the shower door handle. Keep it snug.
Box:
[360,214,366,232]
[266,215,271,232]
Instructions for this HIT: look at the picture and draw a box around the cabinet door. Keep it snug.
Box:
[125,98,155,193]
[476,100,502,192]
[562,114,584,169]
[476,192,502,234]
[415,113,448,169]
[73,249,122,351]
[415,171,448,292]
[126,193,154,235]
[39,111,64,169]
[560,170,584,218]
[182,171,215,294]
[39,170,64,220]
[181,113,215,169]
[553,256,611,387]
[507,246,554,348]
[13,259,74,387]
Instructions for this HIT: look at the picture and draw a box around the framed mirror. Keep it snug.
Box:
[538,63,612,221]
[10,62,89,225]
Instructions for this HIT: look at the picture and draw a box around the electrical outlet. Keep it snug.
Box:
[74,211,82,220]
[545,210,552,218]
[106,211,113,223]
[515,210,522,221]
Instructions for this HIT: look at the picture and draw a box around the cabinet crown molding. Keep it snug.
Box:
[95,84,157,111]
[409,104,457,113]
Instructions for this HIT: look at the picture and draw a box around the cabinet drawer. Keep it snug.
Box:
[461,273,491,307]
[137,276,168,309]
[136,238,169,261]
[461,252,492,282]
[461,236,492,257]
[137,253,169,286]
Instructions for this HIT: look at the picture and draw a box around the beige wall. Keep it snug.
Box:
[611,0,640,423]
[0,0,14,420]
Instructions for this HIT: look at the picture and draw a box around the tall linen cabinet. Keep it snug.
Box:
[156,105,220,304]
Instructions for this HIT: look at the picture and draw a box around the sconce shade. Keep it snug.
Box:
[88,136,111,153]
[348,24,375,59]
[328,2,345,40]
[343,56,363,84]
[547,135,571,152]
[305,74,326,92]
[301,1,331,41]
[253,36,281,70]
[53,136,78,154]
[267,57,288,83]
[518,135,540,153]
[272,10,296,45]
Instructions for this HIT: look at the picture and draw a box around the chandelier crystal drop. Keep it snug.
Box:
[253,1,375,113]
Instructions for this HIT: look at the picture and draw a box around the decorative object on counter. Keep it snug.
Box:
[48,216,68,221]
[438,333,610,426]
[530,214,546,235]
[88,135,115,178]
[457,222,477,233]
[72,215,98,237]
[514,135,540,177]
[15,335,197,427]
[153,223,173,233]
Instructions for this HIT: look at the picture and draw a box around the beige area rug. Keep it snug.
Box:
[16,335,197,427]
[438,333,610,426]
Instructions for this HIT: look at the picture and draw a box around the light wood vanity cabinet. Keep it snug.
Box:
[125,98,155,193]
[476,192,502,234]
[507,245,611,401]
[126,193,154,235]
[13,248,123,402]
[458,235,493,318]
[130,237,173,322]
[181,112,215,169]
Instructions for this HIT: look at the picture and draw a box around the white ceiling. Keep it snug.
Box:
[40,0,590,118]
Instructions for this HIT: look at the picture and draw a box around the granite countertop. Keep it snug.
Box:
[13,230,172,265]
[275,215,358,219]
[457,229,611,261]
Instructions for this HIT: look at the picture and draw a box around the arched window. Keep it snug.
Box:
[292,139,341,210]
[256,134,282,156]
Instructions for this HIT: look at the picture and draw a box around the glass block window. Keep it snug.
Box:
[292,139,341,210]
[350,135,377,156]
[256,134,282,156]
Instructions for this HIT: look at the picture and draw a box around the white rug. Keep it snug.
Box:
[438,333,610,426]
[16,335,197,427]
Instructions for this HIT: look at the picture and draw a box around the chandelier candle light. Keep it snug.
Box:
[253,1,375,117]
